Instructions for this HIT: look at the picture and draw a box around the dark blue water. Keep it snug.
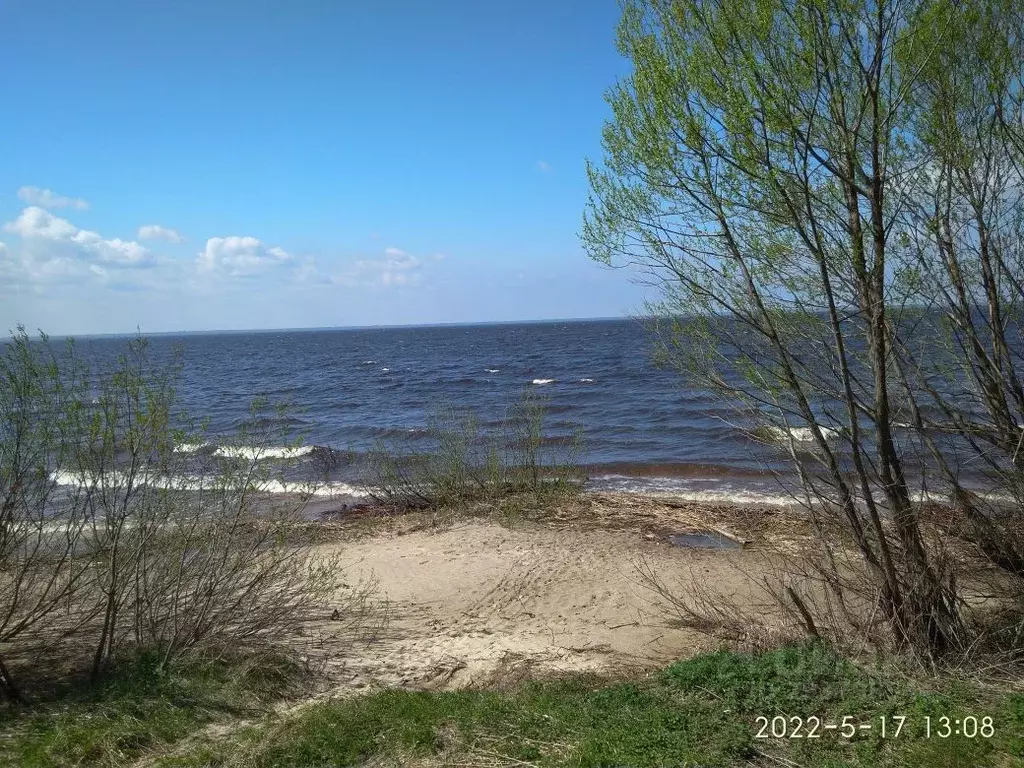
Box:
[73,319,795,502]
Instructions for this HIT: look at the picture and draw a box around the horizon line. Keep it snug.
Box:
[22,314,642,341]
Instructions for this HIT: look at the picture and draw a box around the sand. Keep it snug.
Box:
[306,495,803,692]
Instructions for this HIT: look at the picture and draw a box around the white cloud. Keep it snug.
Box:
[0,247,95,289]
[351,247,425,288]
[302,246,430,290]
[4,207,151,267]
[5,207,77,240]
[138,224,184,243]
[257,245,439,292]
[17,186,89,210]
[197,236,293,278]
[537,160,551,172]
[358,247,421,273]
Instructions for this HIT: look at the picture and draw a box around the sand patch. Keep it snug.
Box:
[307,501,791,692]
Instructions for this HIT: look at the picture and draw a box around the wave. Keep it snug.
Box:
[174,442,210,454]
[586,474,798,506]
[52,469,206,492]
[259,480,371,497]
[531,378,555,385]
[247,415,310,428]
[587,473,1018,508]
[360,360,377,365]
[50,470,371,498]
[486,369,500,373]
[760,422,933,443]
[759,425,840,443]
[584,461,767,479]
[176,442,317,460]
[578,378,594,383]
[373,426,432,440]
[213,445,315,461]
[382,367,390,372]
[907,488,1016,504]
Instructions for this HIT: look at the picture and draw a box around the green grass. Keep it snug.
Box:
[2,643,1022,767]
[0,651,301,767]
[217,644,1021,768]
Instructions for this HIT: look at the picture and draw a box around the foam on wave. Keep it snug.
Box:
[174,442,209,454]
[587,473,1016,508]
[587,474,798,506]
[761,425,840,443]
[50,470,371,498]
[213,445,315,461]
[531,378,555,385]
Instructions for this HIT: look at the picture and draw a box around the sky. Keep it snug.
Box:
[0,0,650,336]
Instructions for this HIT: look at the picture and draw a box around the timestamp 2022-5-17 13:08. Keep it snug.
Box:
[754,714,996,740]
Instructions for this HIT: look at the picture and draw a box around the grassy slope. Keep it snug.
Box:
[0,652,302,768]
[2,643,1021,767]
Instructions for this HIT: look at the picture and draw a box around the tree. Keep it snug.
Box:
[583,0,1024,657]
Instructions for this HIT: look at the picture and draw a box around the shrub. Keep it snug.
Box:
[365,389,582,512]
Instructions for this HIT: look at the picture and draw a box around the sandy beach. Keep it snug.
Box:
[304,493,814,694]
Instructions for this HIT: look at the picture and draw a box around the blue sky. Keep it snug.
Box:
[0,0,648,335]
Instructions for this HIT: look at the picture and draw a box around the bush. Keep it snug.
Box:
[0,330,375,699]
[365,389,583,512]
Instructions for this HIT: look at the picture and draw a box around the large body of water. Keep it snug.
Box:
[71,318,824,504]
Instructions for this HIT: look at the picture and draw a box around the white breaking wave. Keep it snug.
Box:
[587,474,798,506]
[174,442,209,454]
[256,480,371,497]
[531,378,555,385]
[382,367,390,372]
[588,474,1019,509]
[361,360,377,365]
[213,445,315,461]
[486,369,500,373]
[50,470,371,498]
[176,443,315,460]
[579,378,594,383]
[762,425,840,443]
[52,469,207,492]
[908,488,1016,504]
